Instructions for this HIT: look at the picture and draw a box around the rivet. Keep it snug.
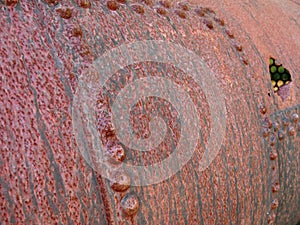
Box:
[269,135,276,146]
[272,122,279,131]
[269,150,278,160]
[260,105,267,114]
[278,130,285,140]
[4,0,18,7]
[156,7,167,16]
[271,199,279,210]
[107,0,119,11]
[203,19,214,30]
[288,126,296,136]
[271,182,280,193]
[131,4,145,14]
[262,127,270,138]
[291,113,299,123]
[159,0,171,8]
[120,193,139,216]
[175,9,187,19]
[225,29,234,39]
[110,170,131,192]
[282,117,289,127]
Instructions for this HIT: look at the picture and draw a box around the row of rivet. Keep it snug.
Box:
[261,106,299,224]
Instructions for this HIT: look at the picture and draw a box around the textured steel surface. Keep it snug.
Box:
[0,0,299,224]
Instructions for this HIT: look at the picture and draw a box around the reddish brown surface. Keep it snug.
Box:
[0,1,299,225]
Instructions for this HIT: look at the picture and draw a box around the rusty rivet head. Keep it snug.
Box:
[264,117,273,129]
[269,151,278,160]
[142,0,154,7]
[5,0,18,7]
[131,4,145,14]
[110,170,131,192]
[278,130,285,140]
[262,127,270,138]
[120,193,139,216]
[234,43,243,52]
[272,182,280,193]
[241,56,249,65]
[107,0,119,11]
[288,126,296,136]
[291,113,299,123]
[156,7,167,16]
[79,0,91,8]
[178,2,189,11]
[56,8,72,19]
[225,29,234,39]
[260,105,267,114]
[271,199,279,210]
[203,19,214,30]
[282,117,289,126]
[272,121,279,131]
[214,16,225,26]
[194,8,206,17]
[269,135,276,146]
[175,9,187,19]
[159,0,171,8]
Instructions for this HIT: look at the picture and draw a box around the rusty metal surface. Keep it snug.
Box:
[0,0,299,224]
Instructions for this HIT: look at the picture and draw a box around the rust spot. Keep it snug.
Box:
[78,0,91,8]
[56,8,73,19]
[156,7,167,16]
[234,43,243,52]
[265,118,273,128]
[4,0,18,7]
[159,0,171,8]
[269,151,278,160]
[131,4,145,15]
[271,199,279,210]
[272,182,280,193]
[178,2,189,11]
[214,16,225,26]
[205,7,216,14]
[272,166,276,171]
[203,19,214,30]
[225,29,234,39]
[262,127,270,138]
[269,135,276,146]
[72,26,83,38]
[194,8,206,17]
[241,57,249,65]
[142,0,153,7]
[175,9,187,19]
[107,0,119,11]
[260,105,267,114]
